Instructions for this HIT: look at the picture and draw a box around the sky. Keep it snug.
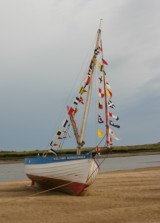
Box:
[0,0,160,151]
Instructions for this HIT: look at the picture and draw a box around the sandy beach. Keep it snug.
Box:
[0,167,160,223]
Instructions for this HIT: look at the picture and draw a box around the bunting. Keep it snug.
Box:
[68,107,75,116]
[99,76,103,83]
[79,86,87,95]
[97,128,103,138]
[106,89,112,98]
[108,112,119,120]
[99,101,103,109]
[102,58,108,65]
[106,81,111,90]
[109,120,120,128]
[98,115,104,123]
[62,119,68,128]
[99,88,104,98]
[109,128,120,140]
[108,100,115,109]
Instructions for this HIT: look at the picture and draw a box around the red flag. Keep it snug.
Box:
[68,107,75,116]
[99,101,103,109]
[102,58,108,65]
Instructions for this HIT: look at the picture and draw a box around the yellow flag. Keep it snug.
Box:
[97,61,102,70]
[97,128,103,138]
[106,89,112,98]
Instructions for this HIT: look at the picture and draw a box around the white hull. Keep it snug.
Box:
[24,157,99,195]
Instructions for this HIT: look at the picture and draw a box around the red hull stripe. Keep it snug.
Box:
[27,174,87,196]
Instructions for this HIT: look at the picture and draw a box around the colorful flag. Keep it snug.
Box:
[99,76,103,83]
[109,120,120,128]
[106,89,112,98]
[109,128,120,140]
[50,140,53,147]
[99,101,103,109]
[98,115,104,123]
[97,128,103,138]
[79,86,87,95]
[56,130,61,136]
[53,142,59,146]
[85,75,91,85]
[79,96,84,104]
[88,68,92,75]
[99,88,104,98]
[68,107,75,116]
[106,81,111,90]
[94,48,99,55]
[108,112,119,120]
[98,62,103,71]
[102,58,108,65]
[62,119,68,128]
[74,98,79,105]
[108,100,115,109]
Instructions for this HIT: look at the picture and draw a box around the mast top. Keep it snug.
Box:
[99,19,103,30]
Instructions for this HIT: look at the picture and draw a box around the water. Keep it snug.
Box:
[0,154,160,182]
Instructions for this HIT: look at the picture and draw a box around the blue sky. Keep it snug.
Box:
[0,0,160,151]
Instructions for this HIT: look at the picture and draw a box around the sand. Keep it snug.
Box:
[0,167,160,223]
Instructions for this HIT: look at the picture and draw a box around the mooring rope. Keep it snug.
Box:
[29,182,73,197]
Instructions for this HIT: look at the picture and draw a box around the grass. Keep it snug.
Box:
[0,143,160,161]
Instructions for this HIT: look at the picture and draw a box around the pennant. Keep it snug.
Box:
[97,128,103,138]
[53,142,59,146]
[109,120,120,128]
[62,119,68,128]
[108,112,119,120]
[109,128,120,140]
[79,86,87,95]
[99,76,103,83]
[94,48,99,55]
[108,100,115,109]
[106,89,112,98]
[89,60,94,69]
[98,62,103,71]
[50,140,54,147]
[102,58,108,65]
[99,101,103,109]
[88,68,92,75]
[56,130,61,136]
[98,115,104,123]
[85,75,91,85]
[99,88,104,98]
[68,107,75,116]
[57,136,63,139]
[74,98,79,105]
[106,81,111,90]
[79,96,84,104]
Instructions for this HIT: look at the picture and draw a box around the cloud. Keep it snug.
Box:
[0,0,160,150]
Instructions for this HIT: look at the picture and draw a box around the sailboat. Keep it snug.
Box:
[24,22,120,195]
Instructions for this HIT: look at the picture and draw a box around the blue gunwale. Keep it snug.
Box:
[24,154,92,165]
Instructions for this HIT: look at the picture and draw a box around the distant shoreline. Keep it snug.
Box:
[1,151,160,165]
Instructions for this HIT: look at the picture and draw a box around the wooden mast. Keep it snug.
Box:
[77,27,102,154]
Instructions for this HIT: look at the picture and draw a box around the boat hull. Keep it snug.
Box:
[24,154,99,195]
